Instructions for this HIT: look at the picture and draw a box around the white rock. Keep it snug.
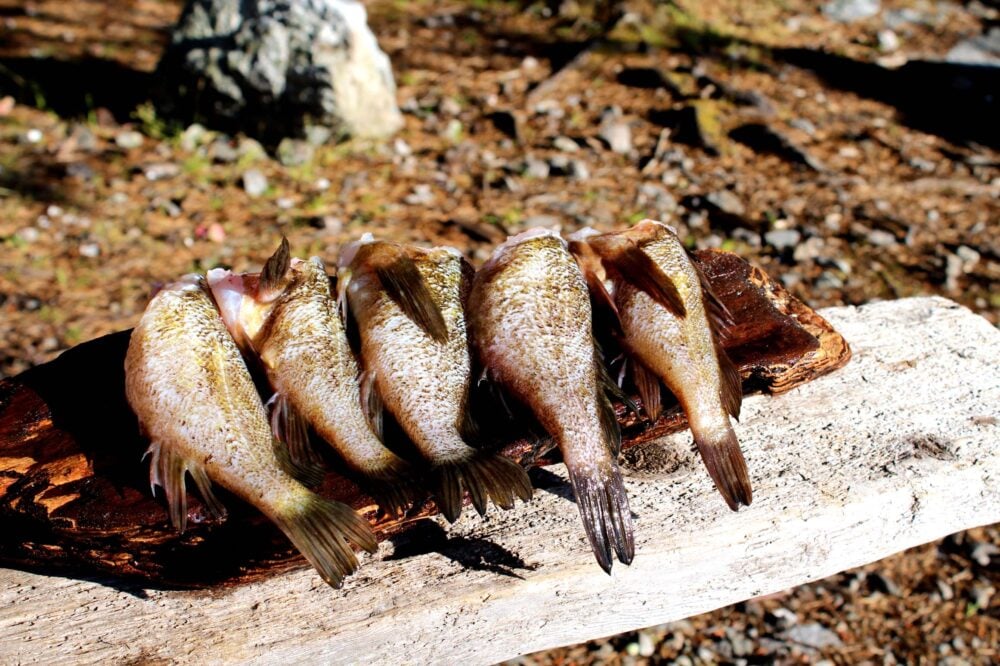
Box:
[242,169,268,198]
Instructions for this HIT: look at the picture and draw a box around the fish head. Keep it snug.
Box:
[479,227,567,276]
[206,268,274,352]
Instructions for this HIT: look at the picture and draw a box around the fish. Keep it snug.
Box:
[207,239,414,516]
[338,237,533,522]
[124,272,377,588]
[579,219,752,511]
[467,228,634,573]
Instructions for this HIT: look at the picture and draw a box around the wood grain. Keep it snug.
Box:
[0,296,995,665]
[0,250,849,587]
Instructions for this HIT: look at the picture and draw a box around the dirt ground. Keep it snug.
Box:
[0,0,997,663]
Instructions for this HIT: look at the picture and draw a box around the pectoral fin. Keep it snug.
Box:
[375,255,449,342]
[359,370,384,440]
[146,442,227,533]
[591,236,686,318]
[631,358,664,421]
[691,252,735,343]
[268,392,326,485]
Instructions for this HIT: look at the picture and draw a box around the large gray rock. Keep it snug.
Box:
[158,0,403,142]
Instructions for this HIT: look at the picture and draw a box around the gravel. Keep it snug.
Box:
[241,169,269,198]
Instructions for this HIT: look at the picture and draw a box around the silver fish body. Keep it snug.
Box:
[468,228,634,572]
[125,273,376,588]
[341,239,532,521]
[584,220,751,510]
[208,251,412,515]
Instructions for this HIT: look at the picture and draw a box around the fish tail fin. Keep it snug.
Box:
[272,492,377,589]
[433,451,534,522]
[364,454,420,518]
[567,460,635,573]
[693,423,752,510]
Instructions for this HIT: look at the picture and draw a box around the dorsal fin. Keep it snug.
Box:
[259,237,291,299]
[569,239,623,334]
[375,253,449,343]
[590,236,686,318]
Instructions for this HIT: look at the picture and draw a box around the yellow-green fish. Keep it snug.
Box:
[124,273,376,588]
[467,228,634,573]
[339,237,533,522]
[208,240,413,516]
[580,219,752,510]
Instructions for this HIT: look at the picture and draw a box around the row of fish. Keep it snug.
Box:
[124,219,752,588]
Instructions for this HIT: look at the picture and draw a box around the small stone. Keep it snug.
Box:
[115,131,144,150]
[393,138,412,157]
[525,156,550,179]
[144,163,180,181]
[878,29,900,52]
[442,119,463,143]
[304,125,332,146]
[79,242,101,258]
[66,162,95,181]
[637,631,655,657]
[789,118,817,136]
[971,583,995,609]
[599,121,633,154]
[553,136,580,153]
[25,128,43,144]
[971,542,999,566]
[867,229,897,246]
[440,97,462,116]
[785,623,842,649]
[242,169,268,198]
[569,159,590,181]
[208,138,239,163]
[946,27,1000,66]
[405,184,434,206]
[322,216,343,233]
[276,197,295,210]
[956,245,981,266]
[179,123,208,151]
[46,205,63,219]
[16,227,40,243]
[816,270,844,289]
[764,229,801,251]
[823,0,880,23]
[705,190,746,217]
[314,177,331,191]
[237,137,265,161]
[206,223,226,243]
[793,236,825,262]
[277,139,315,167]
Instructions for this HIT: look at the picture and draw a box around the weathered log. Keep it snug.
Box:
[0,250,849,587]
[0,296,995,665]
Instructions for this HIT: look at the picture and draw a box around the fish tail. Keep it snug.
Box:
[567,460,635,573]
[693,422,753,511]
[364,453,421,518]
[271,492,377,589]
[433,451,534,522]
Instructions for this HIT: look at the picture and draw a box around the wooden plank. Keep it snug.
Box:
[0,296,996,664]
